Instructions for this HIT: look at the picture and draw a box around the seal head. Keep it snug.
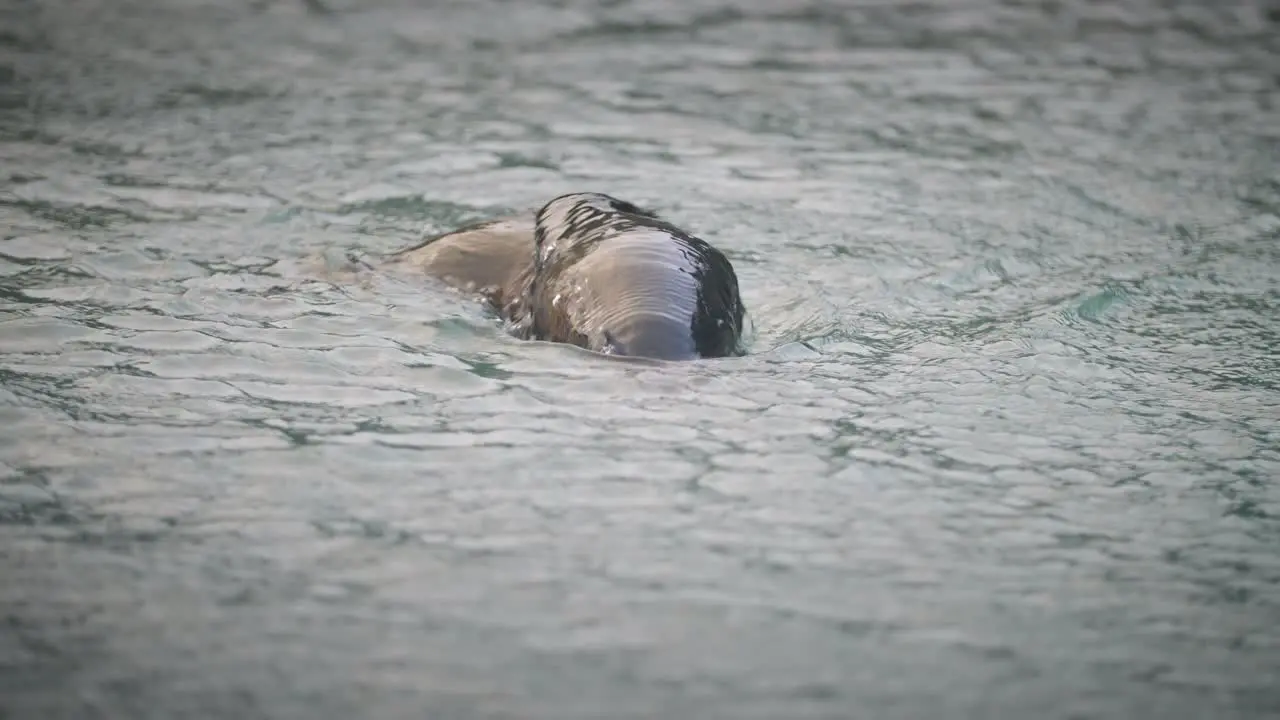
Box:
[504,192,744,360]
[387,192,746,361]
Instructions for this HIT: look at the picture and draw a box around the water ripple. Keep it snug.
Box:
[1,0,1278,718]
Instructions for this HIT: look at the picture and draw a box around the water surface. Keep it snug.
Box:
[1,0,1278,718]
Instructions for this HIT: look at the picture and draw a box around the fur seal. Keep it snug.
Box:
[387,192,745,360]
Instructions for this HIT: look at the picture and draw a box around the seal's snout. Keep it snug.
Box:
[602,313,698,361]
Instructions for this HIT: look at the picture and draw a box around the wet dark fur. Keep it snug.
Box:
[505,193,744,358]
[393,193,746,359]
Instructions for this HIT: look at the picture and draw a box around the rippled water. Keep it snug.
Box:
[2,0,1278,718]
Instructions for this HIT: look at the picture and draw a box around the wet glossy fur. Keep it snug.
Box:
[388,192,745,360]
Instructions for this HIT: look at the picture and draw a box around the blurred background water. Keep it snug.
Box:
[1,0,1278,718]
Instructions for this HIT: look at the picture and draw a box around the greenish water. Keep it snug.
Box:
[1,0,1278,718]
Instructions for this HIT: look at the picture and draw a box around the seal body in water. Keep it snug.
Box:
[387,192,745,360]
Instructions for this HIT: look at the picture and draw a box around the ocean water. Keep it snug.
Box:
[1,0,1278,718]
